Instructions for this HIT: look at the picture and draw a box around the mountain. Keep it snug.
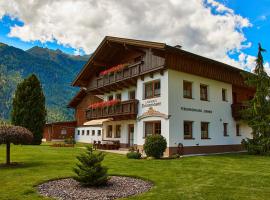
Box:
[0,43,89,122]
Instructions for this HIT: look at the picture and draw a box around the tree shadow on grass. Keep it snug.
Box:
[0,161,42,169]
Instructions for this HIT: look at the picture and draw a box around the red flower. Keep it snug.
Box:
[99,63,129,76]
[88,99,120,109]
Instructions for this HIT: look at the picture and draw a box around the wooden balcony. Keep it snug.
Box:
[88,61,164,93]
[86,99,139,121]
[231,103,248,120]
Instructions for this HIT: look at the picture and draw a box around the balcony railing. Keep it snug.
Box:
[86,99,139,120]
[231,103,248,120]
[88,61,164,92]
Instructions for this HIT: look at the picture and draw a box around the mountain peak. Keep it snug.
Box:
[0,42,8,47]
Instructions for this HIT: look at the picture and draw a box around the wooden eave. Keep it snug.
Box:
[67,89,87,108]
[72,36,166,87]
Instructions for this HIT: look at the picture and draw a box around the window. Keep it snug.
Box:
[200,84,208,101]
[183,81,192,99]
[144,80,160,99]
[82,130,85,135]
[107,125,112,138]
[92,130,95,136]
[144,121,161,137]
[201,122,209,139]
[61,129,67,135]
[129,90,136,100]
[115,125,121,138]
[86,130,90,135]
[184,121,193,139]
[222,88,227,101]
[223,123,228,136]
[116,93,121,100]
[236,124,241,136]
[77,130,80,135]
[97,130,101,136]
[108,95,113,101]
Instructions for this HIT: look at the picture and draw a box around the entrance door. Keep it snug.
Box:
[128,124,134,147]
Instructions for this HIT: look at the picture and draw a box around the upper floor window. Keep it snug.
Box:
[107,125,113,138]
[184,121,193,139]
[183,81,192,99]
[144,121,161,137]
[222,88,227,101]
[129,90,136,100]
[115,125,121,138]
[116,93,121,100]
[201,122,209,139]
[108,95,113,101]
[200,84,208,101]
[144,80,160,99]
[223,123,228,136]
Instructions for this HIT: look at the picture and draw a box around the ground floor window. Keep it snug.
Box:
[107,125,113,138]
[87,130,89,135]
[98,130,101,136]
[82,130,85,135]
[144,121,161,137]
[115,125,121,138]
[223,123,228,136]
[77,130,80,135]
[201,122,209,139]
[236,124,241,136]
[92,130,95,136]
[184,121,193,139]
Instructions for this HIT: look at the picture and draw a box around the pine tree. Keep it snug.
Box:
[242,43,270,154]
[11,74,46,145]
[73,146,109,186]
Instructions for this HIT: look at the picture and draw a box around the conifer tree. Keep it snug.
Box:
[73,146,108,186]
[242,43,270,154]
[11,74,46,145]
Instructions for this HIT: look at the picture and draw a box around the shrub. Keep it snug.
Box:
[73,146,108,186]
[64,137,76,145]
[126,151,142,159]
[143,135,167,159]
[242,137,270,155]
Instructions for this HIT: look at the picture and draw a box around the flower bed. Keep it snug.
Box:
[88,99,120,109]
[99,63,129,76]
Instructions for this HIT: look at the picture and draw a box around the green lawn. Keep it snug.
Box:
[1,145,270,200]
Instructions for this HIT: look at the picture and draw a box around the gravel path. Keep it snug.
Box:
[37,176,153,200]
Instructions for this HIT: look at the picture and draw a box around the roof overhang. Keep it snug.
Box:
[83,118,113,126]
[71,36,166,87]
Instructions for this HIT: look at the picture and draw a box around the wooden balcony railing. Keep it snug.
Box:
[231,103,248,120]
[86,99,139,120]
[88,61,164,92]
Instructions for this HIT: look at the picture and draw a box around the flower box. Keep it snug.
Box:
[88,99,120,109]
[99,63,129,76]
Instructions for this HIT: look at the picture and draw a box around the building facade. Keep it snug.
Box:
[69,36,254,155]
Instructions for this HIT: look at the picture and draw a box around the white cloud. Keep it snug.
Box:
[0,0,254,70]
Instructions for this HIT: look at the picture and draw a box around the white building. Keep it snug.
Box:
[69,36,254,156]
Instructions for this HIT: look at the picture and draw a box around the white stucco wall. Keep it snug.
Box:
[167,69,252,147]
[75,126,102,143]
[136,71,170,146]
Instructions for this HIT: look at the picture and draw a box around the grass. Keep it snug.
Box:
[1,145,270,200]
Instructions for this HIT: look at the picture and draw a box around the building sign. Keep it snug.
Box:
[180,106,212,114]
[142,99,161,108]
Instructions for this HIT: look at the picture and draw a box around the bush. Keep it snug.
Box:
[64,137,76,145]
[242,137,270,155]
[73,146,108,186]
[126,151,142,159]
[143,135,167,159]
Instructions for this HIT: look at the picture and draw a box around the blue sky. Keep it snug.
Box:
[0,0,269,68]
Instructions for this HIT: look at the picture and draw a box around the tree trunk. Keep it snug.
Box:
[6,142,10,165]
